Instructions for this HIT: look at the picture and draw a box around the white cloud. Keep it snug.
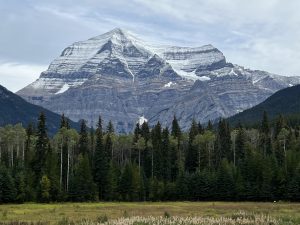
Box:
[0,62,47,92]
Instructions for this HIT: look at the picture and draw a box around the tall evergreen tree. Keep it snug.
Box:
[216,119,231,164]
[0,165,16,203]
[93,117,109,200]
[171,116,181,139]
[78,120,88,155]
[32,112,49,187]
[151,122,163,179]
[185,119,199,172]
[260,111,272,156]
[162,128,171,181]
[235,125,247,165]
[140,122,150,142]
[60,113,70,129]
[107,120,115,134]
[69,154,96,201]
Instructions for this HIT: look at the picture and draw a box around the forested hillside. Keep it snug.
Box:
[0,85,79,134]
[228,84,300,126]
[0,112,300,203]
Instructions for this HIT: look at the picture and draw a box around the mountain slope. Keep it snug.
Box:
[0,85,79,133]
[228,84,300,125]
[17,28,300,132]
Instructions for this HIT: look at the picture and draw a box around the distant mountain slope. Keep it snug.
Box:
[17,28,300,132]
[0,85,79,134]
[228,84,300,125]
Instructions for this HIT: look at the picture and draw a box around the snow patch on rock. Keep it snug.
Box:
[138,115,148,125]
[164,82,175,88]
[55,83,70,94]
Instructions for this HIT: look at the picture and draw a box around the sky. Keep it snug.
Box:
[1,0,300,92]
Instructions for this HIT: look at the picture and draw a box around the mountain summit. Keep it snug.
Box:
[17,28,300,132]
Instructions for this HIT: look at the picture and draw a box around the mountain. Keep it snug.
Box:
[0,85,79,134]
[228,84,300,125]
[17,28,300,132]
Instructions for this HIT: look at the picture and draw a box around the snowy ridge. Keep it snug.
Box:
[17,28,300,133]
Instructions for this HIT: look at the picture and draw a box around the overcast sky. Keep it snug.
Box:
[1,0,300,92]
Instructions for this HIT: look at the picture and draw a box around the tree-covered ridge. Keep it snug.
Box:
[228,84,300,126]
[0,112,300,203]
[0,85,80,135]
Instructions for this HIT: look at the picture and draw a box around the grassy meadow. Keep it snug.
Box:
[0,202,299,224]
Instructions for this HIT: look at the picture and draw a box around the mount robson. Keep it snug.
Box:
[17,28,300,133]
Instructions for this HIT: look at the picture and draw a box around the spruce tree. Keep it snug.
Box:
[217,119,231,164]
[235,125,247,165]
[162,128,171,181]
[260,111,272,156]
[133,123,140,143]
[32,112,49,188]
[78,120,89,155]
[216,159,235,200]
[140,122,150,142]
[151,122,163,179]
[69,154,96,201]
[60,113,69,129]
[14,169,26,203]
[274,114,286,139]
[106,161,120,200]
[93,117,109,200]
[171,116,181,139]
[185,119,199,172]
[107,120,114,134]
[0,165,16,203]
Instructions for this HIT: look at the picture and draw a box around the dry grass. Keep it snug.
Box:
[0,202,299,224]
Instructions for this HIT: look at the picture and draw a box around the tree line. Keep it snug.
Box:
[0,112,300,203]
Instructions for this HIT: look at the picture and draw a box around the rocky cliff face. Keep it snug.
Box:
[17,28,300,132]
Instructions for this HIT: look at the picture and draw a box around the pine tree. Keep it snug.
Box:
[45,145,61,201]
[151,122,163,179]
[235,125,247,165]
[60,113,69,129]
[216,119,231,164]
[162,128,171,181]
[14,170,26,203]
[216,159,235,200]
[93,117,109,200]
[140,122,150,142]
[69,154,96,201]
[32,112,49,188]
[171,116,182,174]
[260,111,272,156]
[106,161,120,200]
[0,165,16,203]
[133,123,140,143]
[198,122,204,134]
[78,120,88,155]
[274,114,286,139]
[185,119,199,172]
[171,116,181,139]
[24,123,35,169]
[107,120,114,134]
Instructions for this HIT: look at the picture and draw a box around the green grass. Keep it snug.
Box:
[0,202,299,224]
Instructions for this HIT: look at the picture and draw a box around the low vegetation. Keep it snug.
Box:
[0,202,300,224]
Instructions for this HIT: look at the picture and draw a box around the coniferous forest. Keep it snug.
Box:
[0,112,300,203]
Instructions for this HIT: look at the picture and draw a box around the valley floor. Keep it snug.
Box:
[0,202,299,224]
